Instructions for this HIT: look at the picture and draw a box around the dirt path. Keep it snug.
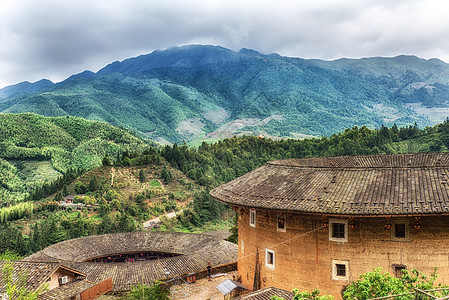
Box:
[143,211,177,228]
[110,166,115,187]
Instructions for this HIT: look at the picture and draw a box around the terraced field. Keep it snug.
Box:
[66,163,200,206]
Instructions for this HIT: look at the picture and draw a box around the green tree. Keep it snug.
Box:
[193,190,223,223]
[122,157,131,166]
[62,184,69,197]
[343,267,449,300]
[121,281,170,300]
[161,166,172,184]
[139,170,146,183]
[272,288,332,300]
[88,176,99,192]
[102,155,111,166]
[118,214,137,232]
[226,213,238,244]
[74,182,87,194]
[0,250,22,260]
[343,268,407,300]
[46,217,66,245]
[53,191,63,202]
[1,262,43,299]
[30,223,43,253]
[0,224,30,256]
[98,214,115,234]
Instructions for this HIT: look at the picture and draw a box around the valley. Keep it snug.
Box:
[2,46,449,299]
[0,111,449,299]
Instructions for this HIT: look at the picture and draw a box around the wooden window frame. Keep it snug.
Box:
[332,260,349,281]
[391,219,410,242]
[336,264,346,277]
[393,264,407,278]
[277,216,286,232]
[249,209,256,228]
[265,248,275,269]
[329,219,348,242]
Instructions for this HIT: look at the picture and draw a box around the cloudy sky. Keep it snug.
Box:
[1,0,449,88]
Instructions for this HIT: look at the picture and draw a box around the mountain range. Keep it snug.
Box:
[2,45,449,144]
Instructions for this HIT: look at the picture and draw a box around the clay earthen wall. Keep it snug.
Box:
[47,269,76,290]
[237,210,449,299]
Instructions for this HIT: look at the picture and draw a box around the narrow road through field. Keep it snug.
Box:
[143,211,177,228]
[110,166,115,187]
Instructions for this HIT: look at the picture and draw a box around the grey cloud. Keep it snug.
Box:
[1,0,449,88]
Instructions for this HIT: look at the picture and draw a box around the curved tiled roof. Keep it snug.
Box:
[210,153,449,216]
[270,153,449,168]
[24,231,237,291]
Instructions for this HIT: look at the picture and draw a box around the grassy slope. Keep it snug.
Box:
[30,160,204,231]
[65,163,199,205]
[0,113,149,204]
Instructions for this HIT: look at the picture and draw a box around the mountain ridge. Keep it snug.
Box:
[0,79,54,99]
[2,45,449,144]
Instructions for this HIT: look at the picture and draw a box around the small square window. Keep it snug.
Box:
[391,220,410,242]
[332,260,349,281]
[265,249,275,269]
[277,216,286,232]
[267,252,274,265]
[394,265,406,278]
[329,219,348,242]
[336,264,346,277]
[332,223,345,238]
[395,224,406,238]
[249,209,256,228]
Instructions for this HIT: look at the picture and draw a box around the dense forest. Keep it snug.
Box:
[161,121,448,188]
[2,113,449,258]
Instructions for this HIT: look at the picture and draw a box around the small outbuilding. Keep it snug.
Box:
[63,195,75,203]
[211,153,449,298]
[216,279,249,299]
[0,261,112,299]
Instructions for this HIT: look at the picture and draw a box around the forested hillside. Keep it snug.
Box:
[0,113,149,203]
[0,158,208,256]
[2,112,449,257]
[2,45,449,144]
[161,121,449,190]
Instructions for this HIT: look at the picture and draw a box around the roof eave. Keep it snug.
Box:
[213,197,449,218]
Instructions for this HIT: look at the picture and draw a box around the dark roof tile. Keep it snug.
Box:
[38,280,94,300]
[0,261,79,294]
[23,231,237,292]
[211,153,449,216]
[235,287,294,300]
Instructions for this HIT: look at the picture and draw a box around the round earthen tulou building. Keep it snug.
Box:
[210,152,449,298]
[24,231,237,292]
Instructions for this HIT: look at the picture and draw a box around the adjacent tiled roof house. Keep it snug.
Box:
[211,153,449,298]
[234,287,294,300]
[0,261,111,300]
